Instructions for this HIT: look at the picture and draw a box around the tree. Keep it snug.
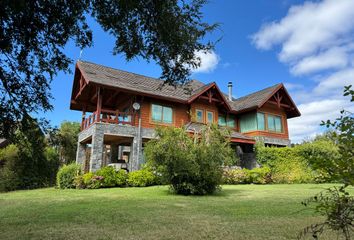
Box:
[56,121,80,165]
[0,0,217,139]
[145,124,235,195]
[300,85,354,240]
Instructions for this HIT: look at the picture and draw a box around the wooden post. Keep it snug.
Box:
[81,106,86,130]
[96,87,102,122]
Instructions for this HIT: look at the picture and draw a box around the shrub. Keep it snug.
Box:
[145,125,235,195]
[223,167,271,184]
[96,166,117,187]
[256,145,315,184]
[248,167,271,184]
[56,163,81,189]
[0,145,21,192]
[115,169,128,187]
[127,168,155,187]
[222,168,248,184]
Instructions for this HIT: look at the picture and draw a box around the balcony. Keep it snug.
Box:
[81,109,134,131]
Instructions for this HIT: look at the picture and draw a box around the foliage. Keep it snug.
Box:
[301,86,354,240]
[79,172,102,189]
[299,186,354,240]
[223,168,249,184]
[248,167,272,184]
[256,145,315,184]
[0,0,216,139]
[0,145,20,192]
[115,169,128,187]
[48,122,80,165]
[44,147,60,185]
[127,168,156,187]
[297,140,340,183]
[320,85,354,186]
[56,163,81,189]
[145,125,235,195]
[222,167,271,184]
[96,166,117,187]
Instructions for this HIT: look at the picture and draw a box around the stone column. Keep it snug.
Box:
[110,144,118,163]
[76,142,86,167]
[89,124,104,172]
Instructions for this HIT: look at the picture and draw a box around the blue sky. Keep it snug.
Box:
[44,0,354,142]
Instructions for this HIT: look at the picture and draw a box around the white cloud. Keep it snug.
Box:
[252,0,354,143]
[252,0,354,62]
[191,50,220,73]
[290,47,349,75]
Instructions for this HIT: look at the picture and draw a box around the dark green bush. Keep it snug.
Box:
[127,168,155,187]
[96,166,117,187]
[0,145,20,192]
[56,163,81,189]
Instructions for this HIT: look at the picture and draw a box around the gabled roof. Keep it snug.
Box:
[74,61,300,118]
[77,60,204,102]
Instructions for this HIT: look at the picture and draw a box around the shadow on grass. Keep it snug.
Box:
[158,185,245,198]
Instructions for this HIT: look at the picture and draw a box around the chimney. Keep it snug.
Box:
[228,81,233,101]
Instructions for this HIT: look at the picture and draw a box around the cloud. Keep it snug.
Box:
[252,0,354,143]
[191,50,220,73]
[252,0,354,62]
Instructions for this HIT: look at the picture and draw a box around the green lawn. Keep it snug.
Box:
[0,184,352,240]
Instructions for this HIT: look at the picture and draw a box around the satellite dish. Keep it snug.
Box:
[133,102,141,111]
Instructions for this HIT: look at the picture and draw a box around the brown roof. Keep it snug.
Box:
[77,60,205,102]
[75,61,299,117]
[228,84,282,112]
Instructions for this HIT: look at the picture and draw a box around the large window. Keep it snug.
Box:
[206,111,214,124]
[240,112,265,132]
[218,115,235,128]
[151,104,173,124]
[268,114,282,132]
[196,109,204,122]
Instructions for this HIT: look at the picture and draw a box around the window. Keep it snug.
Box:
[196,109,203,122]
[227,117,235,128]
[218,115,235,128]
[240,113,257,132]
[267,114,282,132]
[151,104,173,124]
[206,111,214,123]
[218,115,226,126]
[257,112,265,130]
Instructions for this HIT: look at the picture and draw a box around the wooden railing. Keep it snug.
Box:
[81,109,133,131]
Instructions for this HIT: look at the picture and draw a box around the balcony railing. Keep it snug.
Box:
[81,109,133,131]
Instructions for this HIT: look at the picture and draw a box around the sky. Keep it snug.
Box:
[44,0,354,143]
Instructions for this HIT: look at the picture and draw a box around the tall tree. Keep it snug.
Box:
[0,0,217,138]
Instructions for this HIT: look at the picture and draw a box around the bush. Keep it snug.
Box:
[127,168,155,187]
[96,166,117,187]
[223,167,271,184]
[145,125,235,195]
[115,169,128,187]
[223,168,248,184]
[248,167,272,184]
[56,163,81,189]
[256,145,315,184]
[0,145,20,192]
[81,172,102,189]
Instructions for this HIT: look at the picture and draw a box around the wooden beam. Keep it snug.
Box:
[104,91,119,105]
[268,100,291,108]
[96,87,102,122]
[199,96,221,102]
[75,76,87,100]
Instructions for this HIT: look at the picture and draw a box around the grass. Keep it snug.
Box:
[0,184,352,240]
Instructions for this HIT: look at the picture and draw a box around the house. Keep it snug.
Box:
[70,60,300,172]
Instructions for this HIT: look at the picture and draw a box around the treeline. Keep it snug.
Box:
[0,117,80,192]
